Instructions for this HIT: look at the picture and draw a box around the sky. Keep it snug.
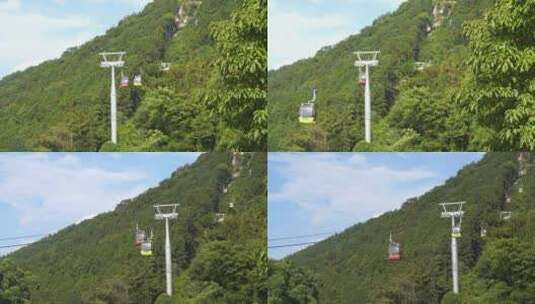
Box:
[268,153,485,259]
[0,152,201,256]
[269,0,407,70]
[0,0,152,79]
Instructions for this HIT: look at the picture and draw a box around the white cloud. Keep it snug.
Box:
[268,0,407,70]
[0,3,94,76]
[0,0,153,78]
[0,154,150,229]
[270,153,435,225]
[85,0,152,9]
[268,8,354,69]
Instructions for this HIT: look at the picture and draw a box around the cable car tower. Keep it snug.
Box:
[354,51,380,143]
[99,52,126,144]
[154,204,179,296]
[439,201,465,294]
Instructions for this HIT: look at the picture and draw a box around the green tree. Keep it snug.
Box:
[459,0,535,150]
[462,239,535,303]
[267,260,319,304]
[0,259,33,304]
[208,0,267,151]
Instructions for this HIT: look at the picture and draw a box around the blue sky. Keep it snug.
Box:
[0,0,151,79]
[269,0,407,70]
[0,152,200,255]
[268,153,484,259]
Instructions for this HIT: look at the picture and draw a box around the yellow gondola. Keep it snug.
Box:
[140,230,153,256]
[141,241,152,256]
[452,226,461,238]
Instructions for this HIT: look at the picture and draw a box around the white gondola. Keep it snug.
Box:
[415,62,432,71]
[133,74,142,87]
[500,211,512,221]
[161,62,171,72]
[298,88,318,124]
[215,213,225,223]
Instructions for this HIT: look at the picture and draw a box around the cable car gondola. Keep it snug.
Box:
[216,213,225,223]
[120,73,129,88]
[161,62,171,72]
[452,226,461,238]
[358,66,367,86]
[133,74,142,87]
[135,224,146,247]
[298,88,317,124]
[388,232,401,261]
[141,230,153,256]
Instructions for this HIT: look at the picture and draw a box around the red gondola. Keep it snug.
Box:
[135,224,145,247]
[120,75,129,88]
[388,232,401,261]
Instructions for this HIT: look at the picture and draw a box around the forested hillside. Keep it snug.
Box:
[282,153,535,303]
[0,0,267,152]
[2,152,267,303]
[268,0,535,151]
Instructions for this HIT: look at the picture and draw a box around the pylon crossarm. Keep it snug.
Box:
[354,51,380,67]
[99,52,126,68]
[154,204,179,220]
[440,202,465,217]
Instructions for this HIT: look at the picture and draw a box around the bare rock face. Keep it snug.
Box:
[175,0,203,29]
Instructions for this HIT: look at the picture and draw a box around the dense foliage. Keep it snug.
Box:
[3,152,267,303]
[286,153,535,303]
[0,0,267,152]
[268,0,521,151]
[267,260,319,304]
[0,259,33,304]
[458,0,535,150]
[207,0,268,151]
